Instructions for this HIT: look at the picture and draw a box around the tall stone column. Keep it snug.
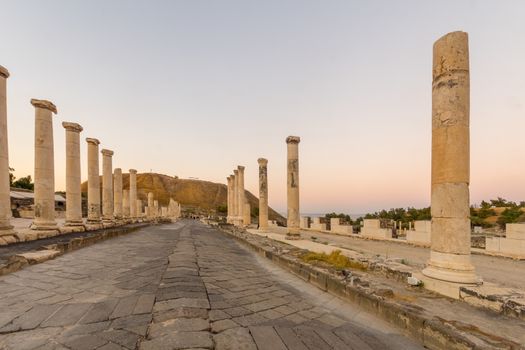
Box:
[226,176,232,223]
[136,199,143,217]
[232,170,239,225]
[147,192,154,218]
[0,66,15,236]
[422,31,479,284]
[86,138,101,223]
[113,168,123,219]
[154,200,159,217]
[243,201,251,225]
[101,149,114,222]
[258,158,269,231]
[122,189,130,218]
[129,169,137,218]
[62,122,83,226]
[31,99,58,230]
[286,136,301,239]
[237,166,245,226]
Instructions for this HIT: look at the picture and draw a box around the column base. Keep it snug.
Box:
[0,225,17,236]
[64,220,84,227]
[422,251,481,284]
[31,220,58,231]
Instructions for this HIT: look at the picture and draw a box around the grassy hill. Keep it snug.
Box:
[81,172,286,224]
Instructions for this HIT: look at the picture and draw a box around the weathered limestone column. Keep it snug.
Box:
[286,136,301,239]
[113,168,123,219]
[232,170,239,225]
[129,169,137,218]
[136,199,143,217]
[422,31,479,284]
[0,66,15,236]
[237,166,245,226]
[122,189,130,218]
[154,200,159,217]
[86,138,101,223]
[31,99,58,230]
[258,158,269,231]
[101,149,114,222]
[62,122,83,226]
[243,201,251,225]
[147,192,154,218]
[226,176,233,223]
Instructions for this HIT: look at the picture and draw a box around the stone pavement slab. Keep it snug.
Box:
[0,220,423,349]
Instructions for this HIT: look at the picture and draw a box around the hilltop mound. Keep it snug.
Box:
[81,173,286,224]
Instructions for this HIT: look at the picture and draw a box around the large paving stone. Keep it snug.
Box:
[213,327,257,350]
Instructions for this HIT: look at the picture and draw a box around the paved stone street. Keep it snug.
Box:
[0,220,422,349]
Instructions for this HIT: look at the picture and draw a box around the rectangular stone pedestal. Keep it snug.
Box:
[361,228,392,240]
[406,231,431,245]
[310,223,326,231]
[485,223,525,258]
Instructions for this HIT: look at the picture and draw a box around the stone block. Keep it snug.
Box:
[506,223,525,240]
[300,216,310,229]
[406,230,431,245]
[486,237,525,258]
[363,219,380,229]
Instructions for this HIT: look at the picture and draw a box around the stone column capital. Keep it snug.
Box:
[30,99,57,114]
[101,149,114,157]
[86,138,100,145]
[257,158,268,166]
[0,65,9,78]
[286,136,300,144]
[233,169,239,175]
[114,168,122,173]
[237,165,245,173]
[62,122,83,133]
[129,169,137,174]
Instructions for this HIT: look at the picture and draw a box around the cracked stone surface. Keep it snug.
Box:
[0,220,422,349]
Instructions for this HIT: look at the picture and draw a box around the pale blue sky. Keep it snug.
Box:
[2,0,524,213]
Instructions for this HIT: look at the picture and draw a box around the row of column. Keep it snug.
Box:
[226,165,247,226]
[0,64,144,235]
[225,135,301,240]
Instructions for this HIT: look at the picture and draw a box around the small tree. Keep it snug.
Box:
[9,167,15,186]
[12,175,34,190]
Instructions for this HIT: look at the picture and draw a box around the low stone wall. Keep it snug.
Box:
[216,225,522,349]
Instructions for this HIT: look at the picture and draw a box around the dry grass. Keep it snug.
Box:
[301,250,366,271]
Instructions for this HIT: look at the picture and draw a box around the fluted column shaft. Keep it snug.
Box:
[258,158,269,231]
[129,169,137,218]
[286,136,300,238]
[86,138,101,223]
[31,99,58,230]
[0,66,14,235]
[113,168,123,219]
[63,122,83,225]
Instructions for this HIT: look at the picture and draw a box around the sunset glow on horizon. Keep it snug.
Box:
[2,0,524,214]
